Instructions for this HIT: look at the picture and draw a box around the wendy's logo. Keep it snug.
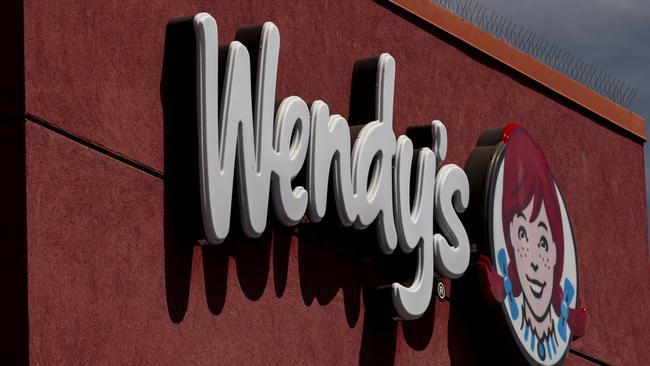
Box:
[464,124,586,365]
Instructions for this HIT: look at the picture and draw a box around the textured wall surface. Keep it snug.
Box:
[21,0,649,365]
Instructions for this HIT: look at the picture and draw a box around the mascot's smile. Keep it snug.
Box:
[526,276,546,299]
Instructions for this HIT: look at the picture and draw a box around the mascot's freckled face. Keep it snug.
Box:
[485,126,583,362]
[509,198,557,320]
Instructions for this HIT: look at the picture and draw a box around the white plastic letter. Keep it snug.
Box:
[195,14,280,243]
[272,96,310,225]
[391,134,437,319]
[434,164,470,278]
[351,54,398,254]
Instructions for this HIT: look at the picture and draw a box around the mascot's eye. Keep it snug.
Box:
[539,236,548,251]
[518,226,528,241]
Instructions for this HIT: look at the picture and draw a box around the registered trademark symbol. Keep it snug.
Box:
[436,280,446,301]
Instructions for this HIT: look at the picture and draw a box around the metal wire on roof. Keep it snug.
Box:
[432,0,638,108]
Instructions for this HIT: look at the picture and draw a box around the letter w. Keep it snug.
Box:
[194,13,278,243]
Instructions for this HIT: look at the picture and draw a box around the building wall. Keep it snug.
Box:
[12,0,650,364]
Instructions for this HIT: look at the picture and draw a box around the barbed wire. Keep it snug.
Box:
[431,0,638,108]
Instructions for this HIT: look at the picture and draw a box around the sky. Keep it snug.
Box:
[478,0,650,246]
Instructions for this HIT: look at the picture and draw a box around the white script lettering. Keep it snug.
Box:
[194,13,470,320]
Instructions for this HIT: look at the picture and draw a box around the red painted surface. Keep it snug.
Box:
[26,123,453,364]
[21,0,650,365]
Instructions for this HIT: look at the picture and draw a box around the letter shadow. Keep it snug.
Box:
[448,263,522,365]
[161,17,441,365]
[297,218,439,365]
[161,16,294,321]
[200,212,295,315]
[161,16,201,323]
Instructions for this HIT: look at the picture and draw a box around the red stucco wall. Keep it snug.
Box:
[18,0,650,364]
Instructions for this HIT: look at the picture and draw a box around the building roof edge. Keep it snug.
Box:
[388,0,646,141]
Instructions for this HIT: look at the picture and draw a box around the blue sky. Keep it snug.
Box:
[480,0,650,242]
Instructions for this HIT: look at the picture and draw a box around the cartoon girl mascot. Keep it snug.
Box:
[477,125,586,363]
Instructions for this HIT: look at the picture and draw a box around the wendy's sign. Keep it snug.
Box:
[191,11,586,363]
[193,13,471,321]
[465,125,586,365]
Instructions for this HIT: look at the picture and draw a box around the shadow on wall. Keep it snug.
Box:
[160,16,441,365]
[447,266,523,365]
[0,0,27,364]
[0,122,28,364]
